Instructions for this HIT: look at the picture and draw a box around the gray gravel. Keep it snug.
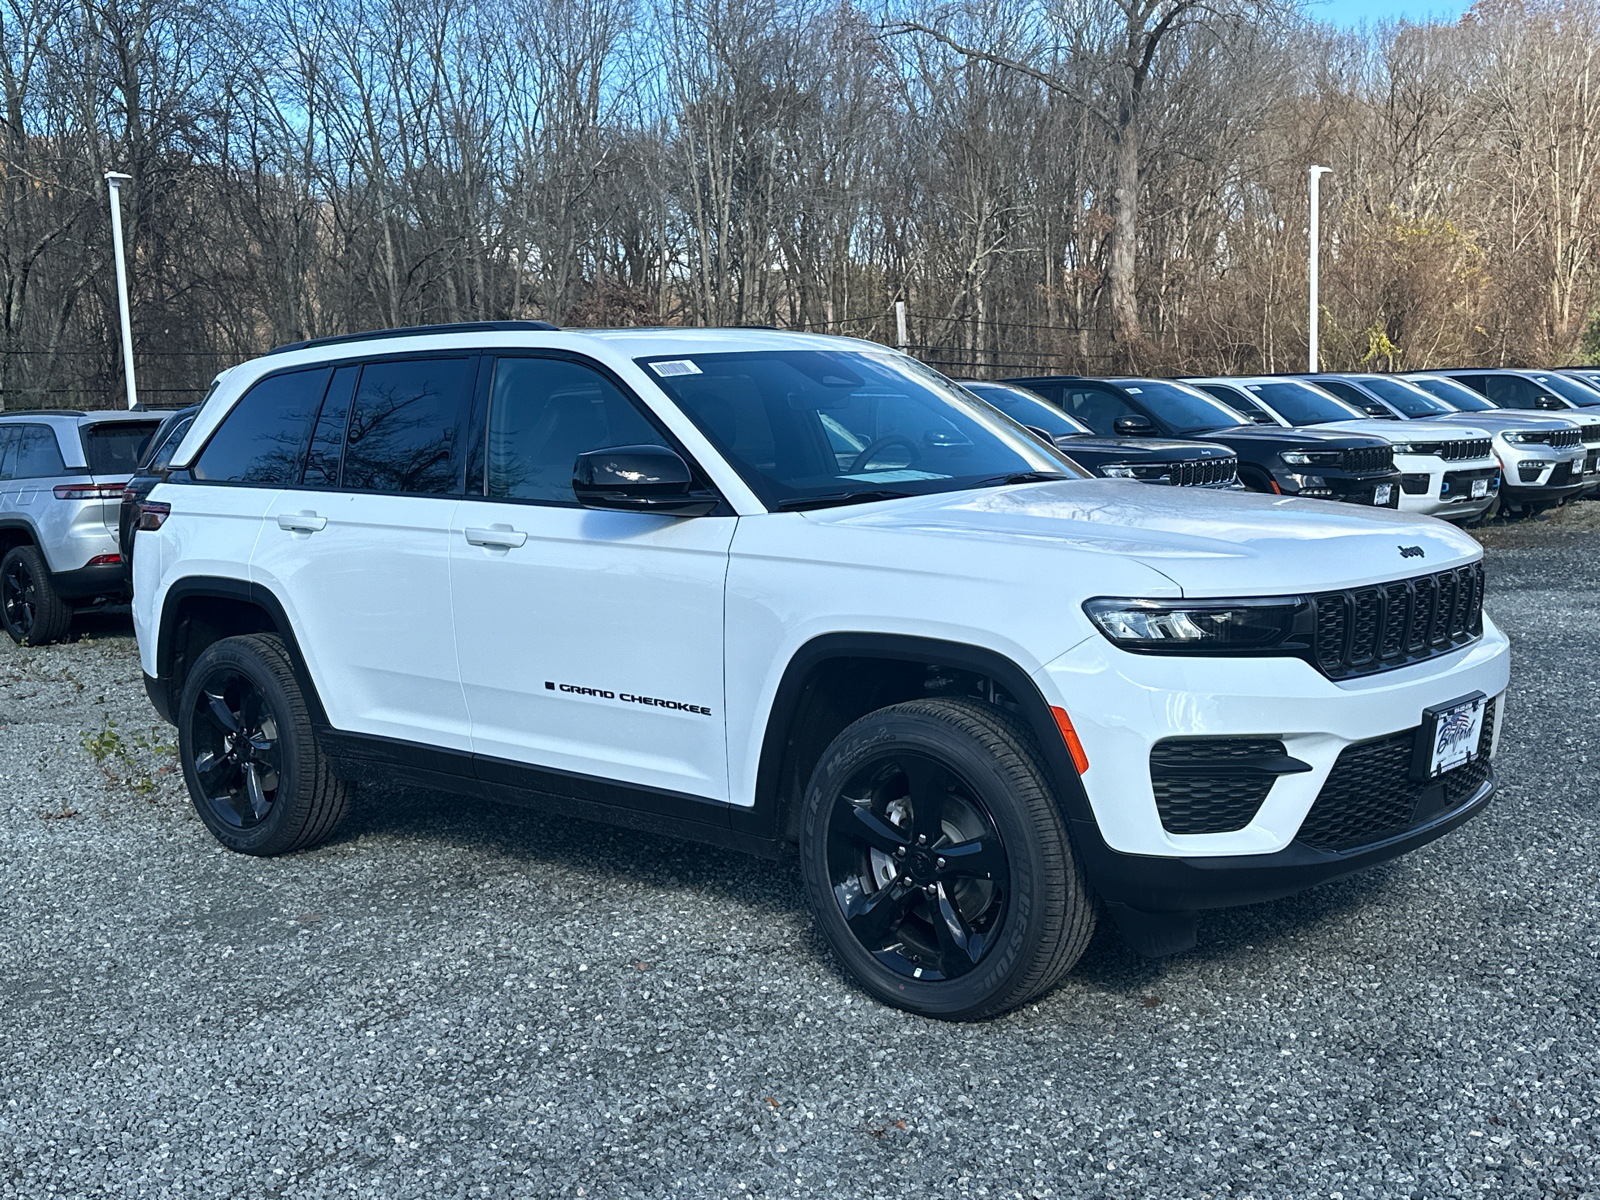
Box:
[2,512,1597,1199]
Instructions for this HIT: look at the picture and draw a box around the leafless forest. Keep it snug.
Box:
[5,0,1600,408]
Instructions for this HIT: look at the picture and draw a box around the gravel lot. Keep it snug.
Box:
[2,509,1597,1200]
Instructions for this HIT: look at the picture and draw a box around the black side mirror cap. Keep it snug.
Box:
[572,445,719,517]
[1536,395,1565,410]
[1112,415,1156,436]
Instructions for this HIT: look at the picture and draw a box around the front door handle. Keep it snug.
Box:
[277,512,327,533]
[465,525,527,549]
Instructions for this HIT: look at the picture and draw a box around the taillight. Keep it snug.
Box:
[53,482,127,500]
[88,553,121,566]
[138,501,171,531]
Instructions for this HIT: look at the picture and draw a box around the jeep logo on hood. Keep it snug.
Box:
[1399,545,1425,559]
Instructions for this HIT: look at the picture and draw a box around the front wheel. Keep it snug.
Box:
[178,633,352,855]
[799,698,1095,1020]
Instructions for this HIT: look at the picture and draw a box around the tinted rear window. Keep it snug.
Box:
[1,424,68,479]
[194,368,330,484]
[341,357,474,494]
[82,421,159,475]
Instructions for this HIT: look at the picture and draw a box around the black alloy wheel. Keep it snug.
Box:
[825,752,1009,982]
[800,698,1096,1020]
[178,633,352,855]
[188,666,284,830]
[0,545,72,645]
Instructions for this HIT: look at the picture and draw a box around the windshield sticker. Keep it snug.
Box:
[651,359,702,377]
[840,470,951,482]
[1247,384,1262,390]
[1124,387,1143,393]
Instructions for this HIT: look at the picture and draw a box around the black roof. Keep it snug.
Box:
[268,320,560,357]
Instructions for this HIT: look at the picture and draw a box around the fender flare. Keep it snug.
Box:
[736,632,1103,849]
[153,575,329,726]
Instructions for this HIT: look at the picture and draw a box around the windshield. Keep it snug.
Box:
[1406,375,1496,412]
[1108,379,1251,435]
[962,383,1091,438]
[1358,377,1455,416]
[80,421,160,475]
[1530,373,1600,407]
[1241,381,1366,425]
[639,349,1084,507]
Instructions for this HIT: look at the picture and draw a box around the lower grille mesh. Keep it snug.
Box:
[1296,699,1497,851]
[1150,738,1283,834]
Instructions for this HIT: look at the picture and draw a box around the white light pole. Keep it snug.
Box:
[1308,165,1332,373]
[105,172,138,410]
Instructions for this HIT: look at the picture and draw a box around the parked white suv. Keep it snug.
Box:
[1,409,162,643]
[132,324,1511,1019]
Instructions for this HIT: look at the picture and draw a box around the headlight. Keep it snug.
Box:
[1098,462,1170,481]
[1388,442,1418,455]
[1280,449,1343,465]
[1499,431,1543,445]
[1084,597,1311,653]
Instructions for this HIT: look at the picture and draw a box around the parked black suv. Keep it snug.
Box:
[1003,375,1400,506]
[961,381,1240,487]
[118,405,199,589]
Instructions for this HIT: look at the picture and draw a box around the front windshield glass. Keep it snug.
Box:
[639,349,1084,507]
[963,383,1091,438]
[1360,377,1455,416]
[1531,373,1600,407]
[1407,375,1496,412]
[1108,379,1249,434]
[1242,381,1366,425]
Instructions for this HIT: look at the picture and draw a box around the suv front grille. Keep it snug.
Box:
[1545,428,1581,449]
[1342,446,1394,474]
[1167,456,1239,487]
[1149,737,1284,834]
[1311,562,1484,679]
[1582,422,1600,444]
[1413,438,1492,461]
[1296,699,1496,851]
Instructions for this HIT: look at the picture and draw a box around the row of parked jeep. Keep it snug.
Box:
[0,360,1596,647]
[964,368,1600,524]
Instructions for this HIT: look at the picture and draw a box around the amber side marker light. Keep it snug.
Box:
[1051,706,1089,774]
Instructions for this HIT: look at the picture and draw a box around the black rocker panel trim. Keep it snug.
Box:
[315,727,778,858]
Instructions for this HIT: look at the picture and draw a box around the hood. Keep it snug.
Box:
[1056,436,1233,459]
[1187,424,1377,447]
[1313,418,1493,444]
[1403,412,1578,435]
[805,479,1482,597]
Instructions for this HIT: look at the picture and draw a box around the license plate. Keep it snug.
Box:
[1471,478,1489,499]
[1414,693,1487,779]
[1373,483,1394,506]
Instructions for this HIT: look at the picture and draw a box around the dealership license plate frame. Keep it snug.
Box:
[1410,690,1488,781]
[1373,483,1394,506]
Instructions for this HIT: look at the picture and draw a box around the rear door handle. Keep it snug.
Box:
[465,526,527,549]
[277,512,327,533]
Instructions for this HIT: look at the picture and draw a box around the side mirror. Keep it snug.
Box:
[1112,415,1156,437]
[1536,395,1565,410]
[573,445,719,517]
[1022,424,1059,447]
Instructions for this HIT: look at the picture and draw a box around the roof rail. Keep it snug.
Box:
[0,408,87,418]
[267,320,561,357]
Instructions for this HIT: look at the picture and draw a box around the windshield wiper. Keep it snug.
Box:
[973,471,1073,488]
[774,489,912,512]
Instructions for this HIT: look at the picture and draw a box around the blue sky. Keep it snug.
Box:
[1311,0,1473,25]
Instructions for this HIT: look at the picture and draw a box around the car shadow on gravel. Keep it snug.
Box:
[323,779,811,914]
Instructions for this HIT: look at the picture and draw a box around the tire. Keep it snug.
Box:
[798,698,1096,1020]
[0,545,73,646]
[178,633,352,856]
[1237,468,1275,495]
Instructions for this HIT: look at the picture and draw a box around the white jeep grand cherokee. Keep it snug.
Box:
[132,324,1510,1019]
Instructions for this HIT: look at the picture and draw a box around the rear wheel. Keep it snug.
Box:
[0,545,72,645]
[178,633,352,855]
[799,698,1095,1020]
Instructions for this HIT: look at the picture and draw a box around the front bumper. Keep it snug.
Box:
[1034,615,1508,875]
[1394,454,1499,518]
[1271,468,1401,507]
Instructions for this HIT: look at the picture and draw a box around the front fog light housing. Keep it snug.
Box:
[1084,596,1311,654]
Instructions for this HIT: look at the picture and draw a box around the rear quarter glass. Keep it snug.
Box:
[82,421,161,474]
